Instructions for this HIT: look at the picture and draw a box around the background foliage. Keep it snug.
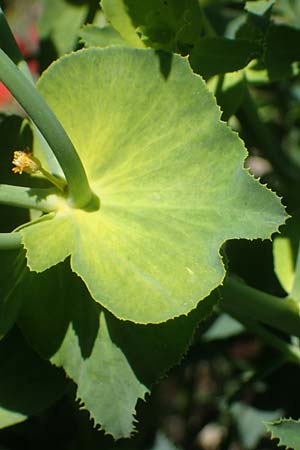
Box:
[1,0,300,449]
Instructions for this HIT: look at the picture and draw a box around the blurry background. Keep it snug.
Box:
[1,1,300,449]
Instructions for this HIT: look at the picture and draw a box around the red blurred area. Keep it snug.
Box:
[0,24,39,109]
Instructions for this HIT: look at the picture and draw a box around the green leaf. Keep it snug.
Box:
[231,402,282,449]
[0,328,68,429]
[189,37,261,78]
[202,313,244,341]
[150,431,182,450]
[18,260,216,438]
[245,0,275,16]
[0,408,25,430]
[21,47,286,324]
[101,0,145,48]
[236,0,274,46]
[265,418,300,449]
[216,72,247,120]
[38,0,88,55]
[265,25,300,81]
[101,0,203,52]
[79,24,130,48]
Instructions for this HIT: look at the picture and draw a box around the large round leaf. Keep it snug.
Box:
[21,47,286,323]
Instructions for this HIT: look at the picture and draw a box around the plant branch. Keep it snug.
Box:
[221,276,300,340]
[0,49,94,209]
[0,6,33,82]
[0,184,63,212]
[0,232,22,250]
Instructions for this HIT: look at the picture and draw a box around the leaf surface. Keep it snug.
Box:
[231,402,282,449]
[80,24,129,48]
[189,37,260,78]
[0,328,68,429]
[18,261,215,438]
[101,0,203,52]
[38,0,88,55]
[21,47,286,323]
[265,418,300,449]
[265,25,300,81]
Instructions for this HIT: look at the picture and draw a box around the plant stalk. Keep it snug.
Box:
[0,184,62,212]
[0,232,22,250]
[221,276,300,340]
[290,241,300,305]
[0,49,93,209]
[0,6,33,81]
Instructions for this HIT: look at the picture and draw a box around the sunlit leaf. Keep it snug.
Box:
[79,24,129,48]
[21,47,286,324]
[38,0,88,55]
[101,0,204,53]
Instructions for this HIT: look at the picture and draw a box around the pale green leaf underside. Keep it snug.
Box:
[79,24,130,48]
[17,261,214,438]
[52,310,147,438]
[22,47,286,323]
[231,402,282,449]
[265,418,300,449]
[0,408,26,429]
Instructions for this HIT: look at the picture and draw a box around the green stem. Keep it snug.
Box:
[0,184,63,212]
[0,49,93,208]
[290,241,300,304]
[0,7,33,82]
[0,8,64,172]
[38,168,66,191]
[221,277,300,340]
[0,232,22,250]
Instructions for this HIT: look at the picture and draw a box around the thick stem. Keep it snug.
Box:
[221,277,300,340]
[0,8,63,170]
[0,184,63,212]
[0,7,32,81]
[0,232,22,250]
[0,49,93,208]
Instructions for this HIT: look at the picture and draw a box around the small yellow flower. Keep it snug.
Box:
[12,151,42,175]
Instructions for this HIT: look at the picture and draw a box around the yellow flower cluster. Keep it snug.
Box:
[12,151,42,175]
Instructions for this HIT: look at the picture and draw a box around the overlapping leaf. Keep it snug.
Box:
[0,327,68,429]
[20,47,286,324]
[16,259,215,438]
[38,0,88,55]
[101,0,203,52]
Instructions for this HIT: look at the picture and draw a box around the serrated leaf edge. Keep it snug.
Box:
[265,417,300,450]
